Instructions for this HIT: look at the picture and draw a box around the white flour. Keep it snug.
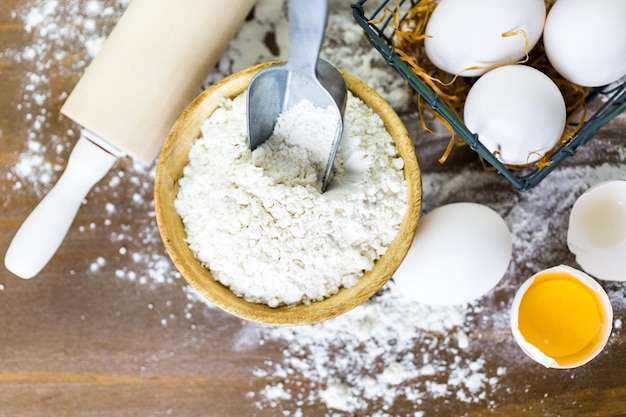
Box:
[244,284,512,415]
[175,94,407,307]
[5,0,625,416]
[251,99,342,189]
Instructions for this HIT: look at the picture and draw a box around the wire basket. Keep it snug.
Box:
[351,0,626,191]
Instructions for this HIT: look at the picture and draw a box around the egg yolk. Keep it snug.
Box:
[517,271,608,367]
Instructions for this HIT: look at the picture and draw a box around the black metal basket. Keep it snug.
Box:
[351,0,626,191]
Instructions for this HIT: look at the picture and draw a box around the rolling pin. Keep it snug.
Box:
[5,0,256,279]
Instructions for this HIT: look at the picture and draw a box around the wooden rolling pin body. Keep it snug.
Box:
[61,0,256,164]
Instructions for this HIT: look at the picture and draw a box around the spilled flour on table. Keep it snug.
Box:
[244,288,501,415]
[4,0,626,416]
[2,0,130,198]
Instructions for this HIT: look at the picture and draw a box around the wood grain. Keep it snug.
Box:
[1,1,625,416]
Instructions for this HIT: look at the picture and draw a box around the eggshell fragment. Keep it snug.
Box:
[543,0,626,87]
[424,0,546,76]
[463,64,566,165]
[567,180,626,281]
[392,202,511,306]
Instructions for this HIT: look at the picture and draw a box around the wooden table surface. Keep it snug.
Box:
[1,1,625,416]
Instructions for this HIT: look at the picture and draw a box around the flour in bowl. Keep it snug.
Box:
[174,92,407,307]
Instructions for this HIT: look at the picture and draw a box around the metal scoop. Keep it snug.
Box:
[246,0,347,192]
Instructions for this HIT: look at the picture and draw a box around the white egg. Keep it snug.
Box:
[392,202,512,306]
[543,0,626,87]
[424,0,546,77]
[567,180,626,281]
[463,64,566,165]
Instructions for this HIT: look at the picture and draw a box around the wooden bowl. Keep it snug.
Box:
[154,62,422,326]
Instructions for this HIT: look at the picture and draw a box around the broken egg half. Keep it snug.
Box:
[510,265,613,369]
[567,180,626,282]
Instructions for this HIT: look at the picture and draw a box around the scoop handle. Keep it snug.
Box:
[4,136,117,279]
[287,0,329,76]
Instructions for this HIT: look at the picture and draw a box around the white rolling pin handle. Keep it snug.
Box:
[4,136,117,279]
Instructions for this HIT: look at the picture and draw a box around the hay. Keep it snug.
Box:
[383,0,590,167]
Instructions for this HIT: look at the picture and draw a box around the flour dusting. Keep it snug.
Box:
[245,287,502,415]
[3,0,129,197]
[5,0,625,415]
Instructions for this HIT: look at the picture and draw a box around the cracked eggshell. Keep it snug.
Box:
[392,202,512,306]
[424,0,546,77]
[463,64,567,165]
[567,180,626,281]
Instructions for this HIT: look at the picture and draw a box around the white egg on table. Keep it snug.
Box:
[424,0,546,77]
[543,0,626,87]
[567,180,626,281]
[463,64,567,166]
[392,202,512,306]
